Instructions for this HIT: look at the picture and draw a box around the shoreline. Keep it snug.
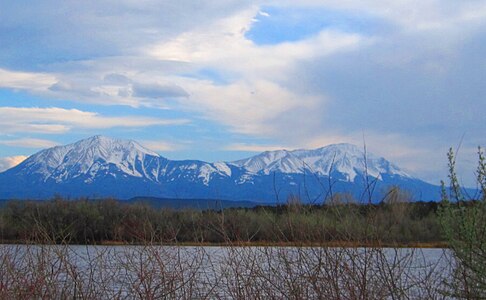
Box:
[0,240,449,248]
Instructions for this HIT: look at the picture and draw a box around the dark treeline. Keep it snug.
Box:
[0,193,452,246]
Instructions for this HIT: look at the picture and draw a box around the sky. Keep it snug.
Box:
[0,0,485,186]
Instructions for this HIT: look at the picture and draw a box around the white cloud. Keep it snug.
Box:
[139,140,185,152]
[0,4,365,137]
[258,11,270,17]
[147,9,364,78]
[0,68,57,91]
[0,107,189,134]
[0,138,59,148]
[224,143,289,152]
[144,8,363,136]
[183,79,322,136]
[0,156,28,172]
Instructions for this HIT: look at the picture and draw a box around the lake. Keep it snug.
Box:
[0,244,455,299]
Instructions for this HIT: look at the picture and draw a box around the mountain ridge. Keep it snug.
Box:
[0,136,441,202]
[231,143,411,181]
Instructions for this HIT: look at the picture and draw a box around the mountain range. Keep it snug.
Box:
[0,135,441,203]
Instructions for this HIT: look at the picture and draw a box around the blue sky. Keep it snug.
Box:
[0,1,485,186]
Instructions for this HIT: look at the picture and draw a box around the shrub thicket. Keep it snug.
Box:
[0,196,442,246]
[439,147,486,298]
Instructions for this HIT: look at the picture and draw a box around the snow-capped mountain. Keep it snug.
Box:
[231,143,410,182]
[0,136,441,202]
[17,135,163,183]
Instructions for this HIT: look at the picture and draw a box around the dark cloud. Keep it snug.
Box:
[132,83,189,99]
[103,73,132,84]
[48,81,99,97]
[48,81,71,92]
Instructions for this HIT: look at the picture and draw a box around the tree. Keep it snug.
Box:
[439,147,486,299]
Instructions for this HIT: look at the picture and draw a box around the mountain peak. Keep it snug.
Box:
[13,135,163,182]
[309,143,364,156]
[233,143,411,181]
[73,135,159,157]
[318,142,361,150]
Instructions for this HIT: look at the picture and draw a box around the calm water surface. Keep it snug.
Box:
[0,245,455,299]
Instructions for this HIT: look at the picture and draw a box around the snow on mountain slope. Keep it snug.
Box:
[232,143,412,182]
[12,137,412,185]
[0,136,434,201]
[15,135,164,183]
[197,162,233,185]
[9,135,240,187]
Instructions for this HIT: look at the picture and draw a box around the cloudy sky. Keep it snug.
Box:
[0,0,485,186]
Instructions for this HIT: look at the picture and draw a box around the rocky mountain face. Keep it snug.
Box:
[0,136,441,202]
